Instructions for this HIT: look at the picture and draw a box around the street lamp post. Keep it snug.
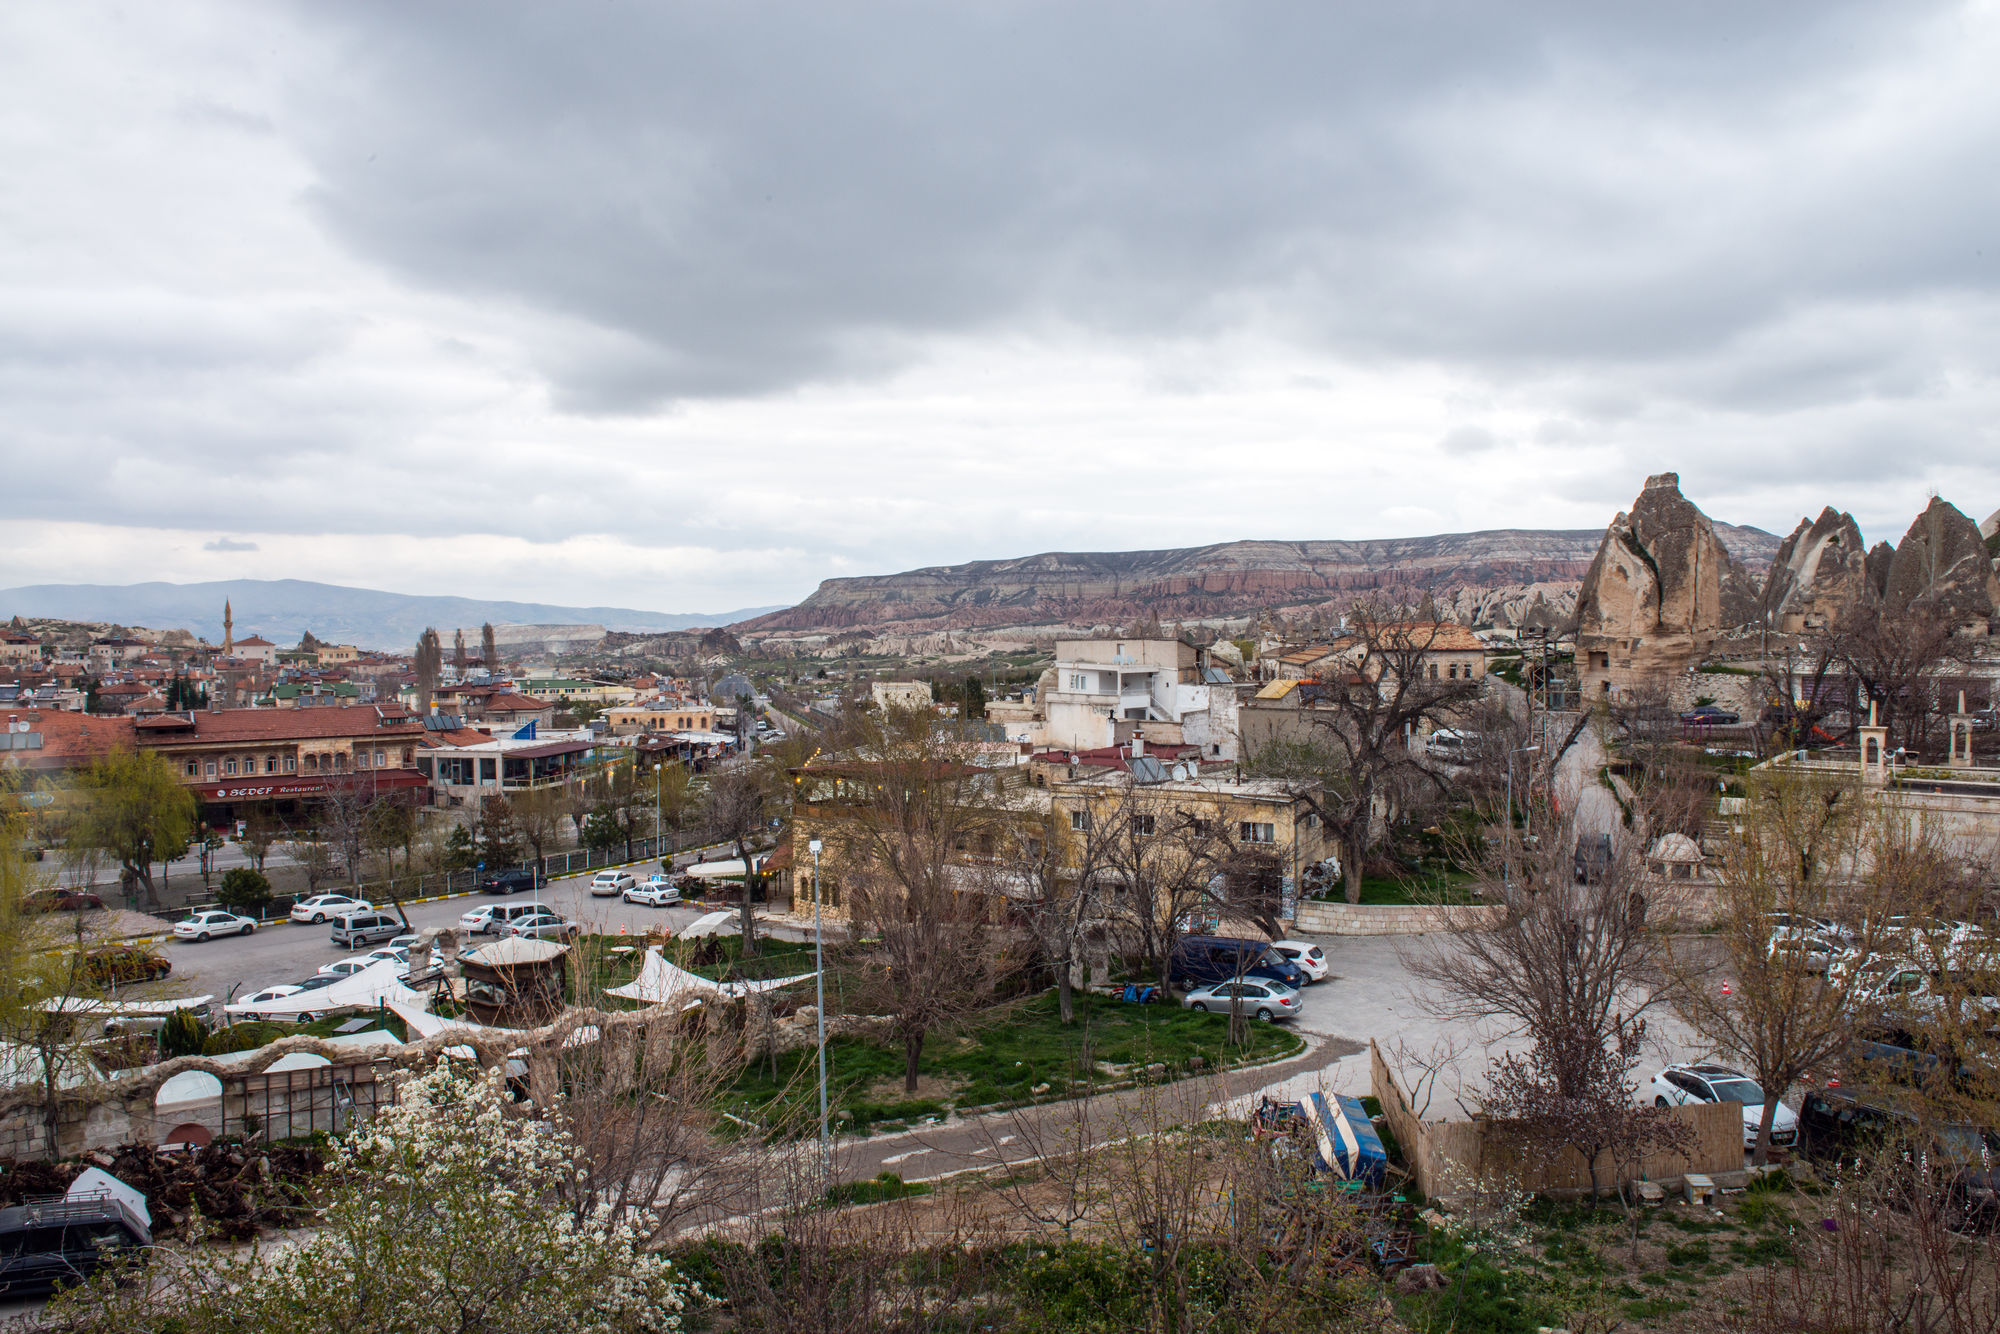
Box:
[652,761,662,857]
[809,837,829,1182]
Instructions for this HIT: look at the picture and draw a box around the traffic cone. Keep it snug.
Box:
[1721,981,1733,996]
[619,923,628,935]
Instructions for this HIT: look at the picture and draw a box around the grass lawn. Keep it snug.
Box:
[1317,869,1481,907]
[725,989,1304,1135]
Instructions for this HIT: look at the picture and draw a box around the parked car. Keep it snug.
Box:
[1680,705,1740,726]
[1797,1085,2000,1230]
[80,945,170,986]
[503,911,579,942]
[1168,936,1310,992]
[316,958,375,979]
[590,869,638,896]
[329,910,403,949]
[174,910,257,942]
[625,878,682,907]
[0,1191,152,1296]
[1573,834,1613,885]
[1425,728,1481,763]
[1181,978,1301,1022]
[459,901,551,935]
[1269,939,1328,983]
[1766,932,1854,975]
[480,865,544,895]
[240,984,304,1006]
[291,894,371,924]
[1646,1063,1799,1149]
[24,889,105,913]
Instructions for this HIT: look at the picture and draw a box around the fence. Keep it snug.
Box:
[1369,1039,1744,1200]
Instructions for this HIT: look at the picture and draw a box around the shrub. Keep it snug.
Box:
[158,1007,206,1059]
[216,867,273,918]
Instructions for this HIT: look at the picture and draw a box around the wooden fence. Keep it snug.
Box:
[1369,1039,1745,1200]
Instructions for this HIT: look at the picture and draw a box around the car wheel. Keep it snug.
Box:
[195,931,210,943]
[1190,1002,1208,1013]
[1655,1096,1670,1108]
[1256,1008,1274,1022]
[242,923,255,936]
[311,912,325,924]
[295,1012,315,1023]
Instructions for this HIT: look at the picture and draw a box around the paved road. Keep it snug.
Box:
[154,852,798,1007]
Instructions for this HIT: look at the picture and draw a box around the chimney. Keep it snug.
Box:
[208,698,220,715]
[1131,735,1145,758]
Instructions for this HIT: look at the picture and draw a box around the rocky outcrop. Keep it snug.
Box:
[739,522,1781,638]
[1760,508,1876,631]
[1865,541,1895,600]
[1883,497,1999,628]
[1574,472,1756,693]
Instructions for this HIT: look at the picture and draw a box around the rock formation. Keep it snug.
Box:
[1574,472,1757,696]
[1882,496,1999,630]
[1759,507,1875,632]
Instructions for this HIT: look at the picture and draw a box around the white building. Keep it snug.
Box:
[870,680,934,712]
[1038,638,1243,760]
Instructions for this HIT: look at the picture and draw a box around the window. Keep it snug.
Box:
[1239,821,1275,844]
[1068,673,1087,691]
[1428,663,1438,680]
[1447,663,1459,679]
[185,759,199,778]
[480,758,498,782]
[1133,814,1156,835]
[1190,818,1209,837]
[224,758,237,776]
[284,755,297,772]
[266,754,278,773]
[204,761,217,778]
[1070,809,1091,832]
[1303,812,1320,828]
[356,750,369,769]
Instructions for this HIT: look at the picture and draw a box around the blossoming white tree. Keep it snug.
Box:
[44,1060,693,1334]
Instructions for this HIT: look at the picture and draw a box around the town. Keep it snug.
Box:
[9,4,2000,1331]
[3,469,1999,1330]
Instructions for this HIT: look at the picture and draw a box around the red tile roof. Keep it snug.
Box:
[0,709,137,768]
[132,705,423,745]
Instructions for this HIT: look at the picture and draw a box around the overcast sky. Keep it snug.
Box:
[3,2,1997,614]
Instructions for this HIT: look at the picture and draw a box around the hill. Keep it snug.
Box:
[737,524,1782,637]
[0,580,781,652]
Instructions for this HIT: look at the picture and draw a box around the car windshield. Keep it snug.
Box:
[294,976,338,992]
[1706,1078,1767,1105]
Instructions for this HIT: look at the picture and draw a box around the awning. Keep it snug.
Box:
[224,960,427,1019]
[605,948,814,1005]
[191,770,430,802]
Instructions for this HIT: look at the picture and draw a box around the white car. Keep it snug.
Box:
[316,958,374,979]
[591,870,638,896]
[1180,978,1301,1022]
[291,894,371,924]
[240,984,303,1006]
[459,902,550,935]
[625,878,681,907]
[174,910,257,942]
[1646,1064,1798,1150]
[1270,939,1328,983]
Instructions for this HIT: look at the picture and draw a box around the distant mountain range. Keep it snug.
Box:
[737,524,1784,637]
[0,580,782,651]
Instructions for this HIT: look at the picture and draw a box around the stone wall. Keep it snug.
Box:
[1292,899,1504,936]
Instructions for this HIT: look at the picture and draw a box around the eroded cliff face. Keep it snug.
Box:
[740,524,1780,637]
[1760,507,1875,630]
[1574,472,1762,692]
[1884,497,2000,628]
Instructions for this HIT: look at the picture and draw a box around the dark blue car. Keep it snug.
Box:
[1168,935,1310,992]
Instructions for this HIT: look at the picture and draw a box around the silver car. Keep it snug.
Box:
[1180,978,1301,1022]
[503,911,579,942]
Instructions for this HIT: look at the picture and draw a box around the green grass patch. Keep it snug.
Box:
[724,989,1301,1135]
[1351,869,1481,906]
[824,1172,932,1206]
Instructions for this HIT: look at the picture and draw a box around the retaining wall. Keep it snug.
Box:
[1292,899,1505,936]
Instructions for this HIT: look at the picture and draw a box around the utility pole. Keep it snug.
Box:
[809,838,830,1183]
[1504,744,1541,890]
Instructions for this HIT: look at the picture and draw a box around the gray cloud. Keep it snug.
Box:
[203,537,259,552]
[1,2,1997,607]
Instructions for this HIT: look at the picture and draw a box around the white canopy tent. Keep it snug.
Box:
[224,959,428,1020]
[676,909,743,937]
[605,948,814,1006]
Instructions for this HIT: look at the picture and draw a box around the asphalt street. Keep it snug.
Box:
[151,865,793,1007]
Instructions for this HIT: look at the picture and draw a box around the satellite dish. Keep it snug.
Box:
[1172,764,1190,780]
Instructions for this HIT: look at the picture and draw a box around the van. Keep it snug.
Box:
[329,911,404,949]
[1167,935,1309,992]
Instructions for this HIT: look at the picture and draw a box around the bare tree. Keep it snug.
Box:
[1250,604,1484,901]
[452,627,468,677]
[823,717,1014,1092]
[480,621,498,675]
[1405,807,1676,1087]
[703,764,774,956]
[512,783,569,866]
[1832,604,1960,757]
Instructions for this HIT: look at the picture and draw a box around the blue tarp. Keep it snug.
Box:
[1304,1091,1388,1189]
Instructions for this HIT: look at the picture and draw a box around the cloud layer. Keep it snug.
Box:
[2,3,1997,610]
